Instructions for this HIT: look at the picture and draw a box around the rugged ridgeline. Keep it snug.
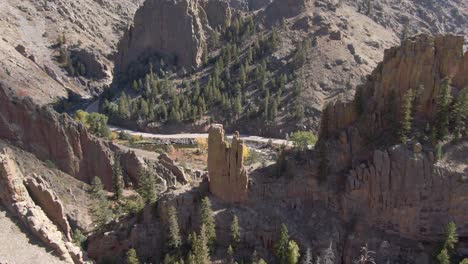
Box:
[0,149,84,263]
[0,83,190,191]
[0,82,115,189]
[318,34,468,240]
[208,124,248,202]
[114,0,230,78]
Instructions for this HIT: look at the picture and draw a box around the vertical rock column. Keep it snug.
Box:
[208,124,248,203]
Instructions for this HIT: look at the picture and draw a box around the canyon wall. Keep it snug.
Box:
[115,0,231,78]
[208,124,248,203]
[0,83,115,189]
[317,34,468,241]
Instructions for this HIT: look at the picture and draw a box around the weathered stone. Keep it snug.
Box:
[158,154,188,184]
[71,48,109,79]
[208,124,248,203]
[0,84,115,190]
[115,0,222,75]
[24,174,72,241]
[0,149,84,263]
[264,0,313,26]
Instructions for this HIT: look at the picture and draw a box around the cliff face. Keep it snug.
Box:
[0,83,115,189]
[344,144,468,241]
[208,124,248,203]
[321,34,467,168]
[115,0,230,77]
[317,34,468,241]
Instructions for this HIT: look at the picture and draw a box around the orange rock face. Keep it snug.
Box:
[208,124,248,203]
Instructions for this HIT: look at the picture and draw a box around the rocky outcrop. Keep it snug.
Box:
[264,0,313,26]
[0,84,116,190]
[208,124,248,203]
[316,34,468,241]
[343,144,468,241]
[70,48,110,80]
[321,35,467,143]
[158,153,188,184]
[24,174,72,241]
[87,182,209,263]
[0,149,84,263]
[115,0,231,77]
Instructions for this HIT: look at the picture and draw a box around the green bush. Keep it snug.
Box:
[290,131,317,151]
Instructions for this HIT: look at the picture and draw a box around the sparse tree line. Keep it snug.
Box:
[122,197,306,264]
[394,79,467,158]
[56,32,87,77]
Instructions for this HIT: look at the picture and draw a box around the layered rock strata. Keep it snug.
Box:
[0,149,83,263]
[208,124,248,203]
[317,34,468,241]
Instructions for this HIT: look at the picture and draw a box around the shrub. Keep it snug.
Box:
[290,131,317,151]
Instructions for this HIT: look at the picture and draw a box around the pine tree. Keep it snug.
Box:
[435,78,453,141]
[443,221,458,252]
[118,93,131,119]
[137,168,157,203]
[264,89,270,119]
[167,206,182,250]
[227,245,234,264]
[112,156,124,201]
[451,87,467,139]
[287,240,300,264]
[192,226,211,264]
[200,197,216,251]
[126,248,140,264]
[437,248,450,264]
[399,88,415,143]
[90,177,111,228]
[275,224,290,264]
[231,215,241,245]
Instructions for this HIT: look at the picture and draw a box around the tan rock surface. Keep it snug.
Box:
[208,124,248,202]
[25,174,73,241]
[0,148,84,263]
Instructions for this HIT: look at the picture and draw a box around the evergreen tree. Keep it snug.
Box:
[264,89,270,119]
[270,99,278,121]
[90,177,111,228]
[399,88,415,143]
[112,156,124,201]
[443,221,458,252]
[126,248,140,264]
[167,206,182,250]
[435,78,453,141]
[275,224,290,264]
[451,87,468,139]
[231,215,241,245]
[227,245,234,264]
[192,226,211,264]
[137,168,157,203]
[200,197,216,251]
[437,248,450,264]
[118,93,131,119]
[287,240,300,264]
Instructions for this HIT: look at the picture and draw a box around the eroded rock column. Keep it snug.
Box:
[208,124,248,203]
